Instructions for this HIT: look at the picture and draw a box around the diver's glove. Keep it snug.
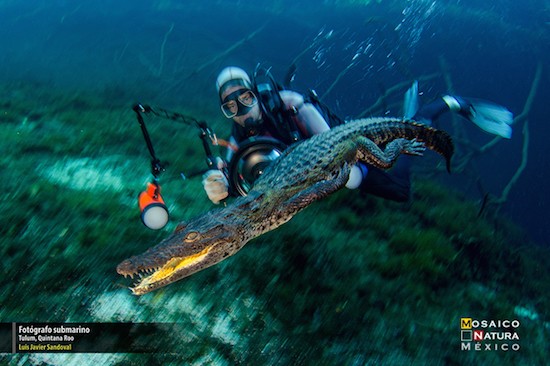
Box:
[202,170,229,204]
[345,163,368,189]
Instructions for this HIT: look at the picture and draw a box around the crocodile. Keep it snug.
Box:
[117,117,453,295]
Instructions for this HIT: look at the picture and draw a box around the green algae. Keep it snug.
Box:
[0,82,548,365]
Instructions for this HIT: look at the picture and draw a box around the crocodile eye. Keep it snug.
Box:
[184,232,200,242]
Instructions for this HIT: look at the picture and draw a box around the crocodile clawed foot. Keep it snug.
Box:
[403,138,426,156]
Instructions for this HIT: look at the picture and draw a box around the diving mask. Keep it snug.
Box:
[221,89,258,118]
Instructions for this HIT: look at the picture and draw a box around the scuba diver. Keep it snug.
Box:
[202,66,513,204]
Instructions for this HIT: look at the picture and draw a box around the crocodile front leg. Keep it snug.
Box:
[355,136,426,170]
[287,164,351,209]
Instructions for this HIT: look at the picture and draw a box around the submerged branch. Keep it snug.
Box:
[157,23,175,77]
[480,62,543,154]
[320,60,358,101]
[357,73,440,118]
[493,120,530,205]
[488,63,541,207]
[186,23,268,79]
[139,23,175,78]
[160,23,268,98]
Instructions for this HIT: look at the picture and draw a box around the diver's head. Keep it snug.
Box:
[216,66,262,129]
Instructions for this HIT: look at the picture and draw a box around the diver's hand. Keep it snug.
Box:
[202,170,229,204]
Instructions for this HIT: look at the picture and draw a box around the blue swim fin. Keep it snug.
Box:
[467,99,514,139]
[403,80,419,119]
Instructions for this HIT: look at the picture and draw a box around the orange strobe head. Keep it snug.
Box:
[138,182,169,230]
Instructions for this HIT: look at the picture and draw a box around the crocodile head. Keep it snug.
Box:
[116,211,244,295]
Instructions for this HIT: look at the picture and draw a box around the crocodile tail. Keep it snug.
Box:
[361,118,454,172]
[402,120,454,172]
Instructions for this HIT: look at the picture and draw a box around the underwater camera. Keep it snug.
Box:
[227,137,287,196]
[138,182,169,230]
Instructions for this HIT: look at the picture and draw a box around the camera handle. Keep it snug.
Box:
[133,104,166,179]
[133,104,223,177]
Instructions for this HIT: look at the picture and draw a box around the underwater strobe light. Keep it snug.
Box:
[138,182,169,230]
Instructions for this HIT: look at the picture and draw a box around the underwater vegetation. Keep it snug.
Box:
[0,81,549,365]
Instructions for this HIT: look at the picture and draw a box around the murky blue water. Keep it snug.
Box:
[1,1,548,364]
